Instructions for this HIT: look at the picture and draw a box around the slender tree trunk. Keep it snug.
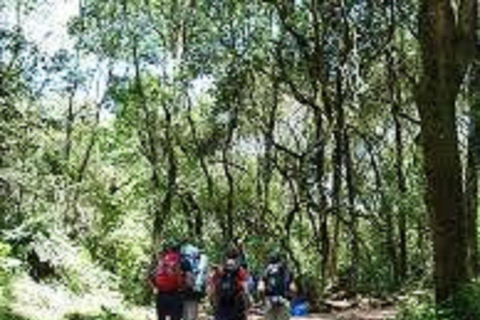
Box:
[344,130,358,289]
[258,74,279,228]
[194,206,202,239]
[132,39,165,247]
[65,84,77,165]
[153,100,178,246]
[66,97,102,239]
[186,98,208,239]
[328,216,340,283]
[331,67,344,287]
[314,108,329,285]
[223,105,237,242]
[263,76,278,215]
[361,127,398,284]
[466,118,478,277]
[466,64,480,276]
[394,104,408,282]
[391,86,407,285]
[223,145,234,242]
[386,0,408,283]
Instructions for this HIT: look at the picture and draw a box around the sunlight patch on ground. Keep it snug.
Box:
[9,275,141,320]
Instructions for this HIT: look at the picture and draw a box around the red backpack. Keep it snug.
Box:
[154,251,185,292]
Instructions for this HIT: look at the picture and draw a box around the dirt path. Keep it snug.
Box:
[136,306,396,320]
[248,308,396,320]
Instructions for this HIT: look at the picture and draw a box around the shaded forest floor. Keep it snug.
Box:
[250,310,396,320]
[111,304,397,320]
[248,305,396,320]
[248,310,397,320]
[204,300,397,320]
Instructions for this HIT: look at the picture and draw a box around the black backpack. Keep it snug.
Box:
[217,267,240,304]
[265,262,288,297]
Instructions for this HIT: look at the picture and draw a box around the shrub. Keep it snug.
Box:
[448,280,480,320]
[0,242,19,319]
[65,308,127,320]
[395,300,438,320]
[395,281,480,320]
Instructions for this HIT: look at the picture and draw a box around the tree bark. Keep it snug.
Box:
[186,97,209,239]
[387,0,408,283]
[331,66,345,287]
[132,39,164,247]
[344,129,358,289]
[417,0,476,302]
[314,108,329,285]
[466,114,478,277]
[466,64,480,276]
[258,73,279,226]
[394,103,408,282]
[158,102,177,245]
[65,83,77,165]
[223,105,238,242]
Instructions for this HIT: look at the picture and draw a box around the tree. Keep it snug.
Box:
[466,63,480,277]
[416,0,477,303]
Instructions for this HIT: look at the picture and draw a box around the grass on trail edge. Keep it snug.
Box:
[2,273,155,320]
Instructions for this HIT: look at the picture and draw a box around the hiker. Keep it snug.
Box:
[233,237,248,270]
[181,241,209,320]
[210,248,250,320]
[207,264,221,310]
[232,238,256,304]
[258,251,295,320]
[149,240,191,320]
[248,270,259,301]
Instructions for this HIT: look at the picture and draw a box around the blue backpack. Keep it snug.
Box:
[181,244,208,293]
[291,299,309,316]
[265,262,289,297]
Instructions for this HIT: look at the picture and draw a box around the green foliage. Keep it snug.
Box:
[396,282,480,320]
[447,281,480,320]
[1,0,479,317]
[65,308,127,320]
[0,242,23,320]
[396,303,437,320]
[395,292,437,320]
[0,242,12,311]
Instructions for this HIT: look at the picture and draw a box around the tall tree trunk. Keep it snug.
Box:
[344,130,358,289]
[387,0,408,283]
[258,73,279,226]
[314,108,329,285]
[417,0,476,302]
[466,116,478,277]
[331,67,344,287]
[223,105,237,242]
[417,73,466,303]
[186,98,208,239]
[158,102,177,245]
[394,103,408,282]
[223,146,234,242]
[361,128,398,284]
[132,39,164,247]
[65,84,77,165]
[65,97,102,239]
[466,64,480,276]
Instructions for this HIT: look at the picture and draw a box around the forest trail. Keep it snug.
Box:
[196,305,396,320]
[74,306,396,320]
[246,296,397,320]
[247,309,396,320]
[133,304,397,320]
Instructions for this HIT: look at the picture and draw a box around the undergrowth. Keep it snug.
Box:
[396,280,480,320]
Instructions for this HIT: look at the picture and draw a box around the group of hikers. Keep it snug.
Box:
[148,238,299,320]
